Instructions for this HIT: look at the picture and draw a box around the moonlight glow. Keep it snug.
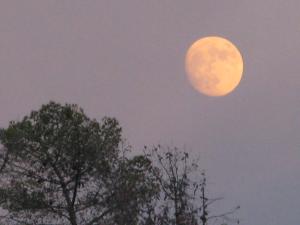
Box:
[185,36,243,96]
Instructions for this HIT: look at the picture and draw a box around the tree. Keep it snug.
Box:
[146,146,239,225]
[0,101,239,225]
[0,102,158,225]
[144,146,198,225]
[197,172,240,225]
[105,152,160,225]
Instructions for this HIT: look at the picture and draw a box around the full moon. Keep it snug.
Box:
[185,36,243,96]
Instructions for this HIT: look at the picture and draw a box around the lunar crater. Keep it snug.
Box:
[185,36,243,96]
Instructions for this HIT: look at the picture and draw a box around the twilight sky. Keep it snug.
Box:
[1,1,300,224]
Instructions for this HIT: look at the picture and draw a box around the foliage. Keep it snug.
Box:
[0,101,239,225]
[0,102,158,225]
[104,154,160,225]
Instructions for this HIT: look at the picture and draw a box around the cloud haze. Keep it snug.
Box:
[0,1,300,224]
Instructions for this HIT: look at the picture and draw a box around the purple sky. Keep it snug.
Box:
[1,1,300,224]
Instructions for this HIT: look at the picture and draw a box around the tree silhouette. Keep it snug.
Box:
[0,102,240,225]
[0,102,158,225]
[146,146,240,225]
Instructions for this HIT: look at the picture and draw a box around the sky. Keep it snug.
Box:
[0,1,300,224]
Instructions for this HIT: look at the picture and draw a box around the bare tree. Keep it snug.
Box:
[198,172,240,225]
[146,145,240,225]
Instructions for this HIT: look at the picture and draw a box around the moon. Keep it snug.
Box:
[185,36,243,96]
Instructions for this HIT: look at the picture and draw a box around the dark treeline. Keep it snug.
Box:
[0,102,239,225]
